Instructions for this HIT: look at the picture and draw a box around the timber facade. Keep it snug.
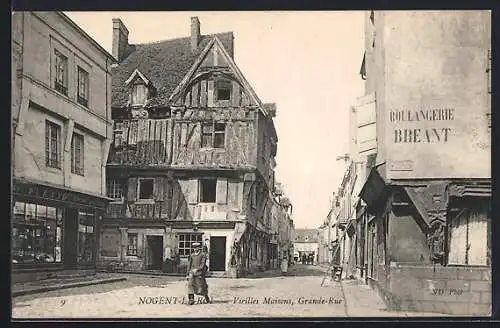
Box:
[99,17,293,277]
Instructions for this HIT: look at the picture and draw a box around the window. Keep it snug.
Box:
[45,120,61,169]
[107,179,123,200]
[216,80,231,101]
[71,133,84,175]
[113,122,124,148]
[138,178,154,200]
[132,84,147,106]
[127,233,138,256]
[178,233,203,257]
[448,207,489,266]
[201,122,225,148]
[77,67,89,107]
[77,211,95,265]
[199,179,216,203]
[54,49,68,95]
[12,202,63,264]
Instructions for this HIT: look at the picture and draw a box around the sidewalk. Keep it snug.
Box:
[12,273,127,297]
[340,279,449,317]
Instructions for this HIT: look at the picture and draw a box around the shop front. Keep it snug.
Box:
[12,178,110,283]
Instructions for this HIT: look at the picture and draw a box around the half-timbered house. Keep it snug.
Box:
[99,17,282,277]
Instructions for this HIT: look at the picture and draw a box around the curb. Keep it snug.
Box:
[12,277,128,297]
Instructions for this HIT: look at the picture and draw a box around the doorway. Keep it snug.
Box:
[146,236,163,270]
[63,208,78,269]
[209,236,226,271]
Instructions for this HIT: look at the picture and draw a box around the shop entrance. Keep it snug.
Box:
[63,208,78,269]
[145,236,163,270]
[209,236,226,271]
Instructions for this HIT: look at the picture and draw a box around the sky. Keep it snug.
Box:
[65,11,366,229]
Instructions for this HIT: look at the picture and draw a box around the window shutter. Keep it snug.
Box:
[188,178,199,204]
[355,93,377,157]
[127,177,138,201]
[207,80,215,107]
[216,178,228,204]
[468,208,488,266]
[448,210,468,265]
[154,177,165,201]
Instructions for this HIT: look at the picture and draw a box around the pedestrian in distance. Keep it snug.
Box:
[281,252,289,276]
[186,242,211,305]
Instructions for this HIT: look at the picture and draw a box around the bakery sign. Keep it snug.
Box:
[390,108,455,143]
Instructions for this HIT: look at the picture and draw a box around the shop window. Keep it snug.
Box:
[127,233,138,256]
[448,207,489,266]
[71,132,84,176]
[11,202,63,264]
[178,233,203,257]
[138,178,154,200]
[216,80,231,101]
[107,179,123,200]
[201,122,226,148]
[54,49,68,95]
[45,120,61,169]
[77,66,89,107]
[77,211,95,265]
[199,179,216,203]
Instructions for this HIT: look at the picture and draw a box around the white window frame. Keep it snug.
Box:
[45,120,61,169]
[54,49,68,96]
[127,233,138,256]
[178,233,203,257]
[107,179,123,200]
[71,132,85,176]
[77,66,89,107]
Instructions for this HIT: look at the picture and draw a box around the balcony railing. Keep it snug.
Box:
[77,95,88,108]
[54,81,68,96]
[105,202,166,220]
[193,203,228,220]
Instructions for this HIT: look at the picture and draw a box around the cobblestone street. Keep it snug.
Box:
[12,265,445,318]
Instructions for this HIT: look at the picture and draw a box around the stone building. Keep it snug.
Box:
[268,183,294,269]
[293,229,319,264]
[352,11,491,315]
[11,12,115,282]
[99,17,285,277]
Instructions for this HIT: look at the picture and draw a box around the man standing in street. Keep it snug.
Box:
[186,242,211,305]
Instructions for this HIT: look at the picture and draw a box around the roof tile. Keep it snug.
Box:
[111,32,234,108]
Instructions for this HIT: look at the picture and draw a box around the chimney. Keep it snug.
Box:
[112,18,129,62]
[191,17,201,51]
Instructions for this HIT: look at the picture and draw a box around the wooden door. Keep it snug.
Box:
[63,208,78,268]
[209,236,226,271]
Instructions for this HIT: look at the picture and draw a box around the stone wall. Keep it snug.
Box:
[387,264,491,315]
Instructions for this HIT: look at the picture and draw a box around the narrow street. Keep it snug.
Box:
[12,265,443,318]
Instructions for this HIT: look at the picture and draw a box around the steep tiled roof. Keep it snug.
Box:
[111,32,234,108]
[294,229,320,243]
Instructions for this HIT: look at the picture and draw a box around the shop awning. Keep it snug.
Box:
[232,222,247,245]
[359,163,389,212]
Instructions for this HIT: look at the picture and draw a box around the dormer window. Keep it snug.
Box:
[125,69,153,107]
[132,83,147,106]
